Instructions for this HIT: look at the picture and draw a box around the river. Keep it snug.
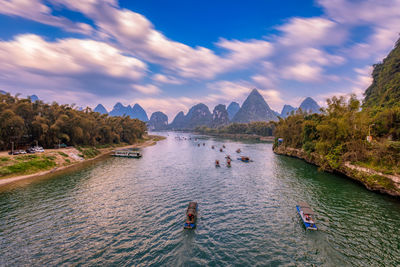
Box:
[1,133,399,266]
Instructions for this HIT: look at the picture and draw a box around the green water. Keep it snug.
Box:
[1,133,399,266]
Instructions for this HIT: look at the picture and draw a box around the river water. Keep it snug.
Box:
[0,133,399,266]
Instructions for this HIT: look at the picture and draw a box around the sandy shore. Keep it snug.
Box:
[0,136,165,189]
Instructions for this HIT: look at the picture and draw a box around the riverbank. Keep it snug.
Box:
[273,146,400,197]
[0,135,165,188]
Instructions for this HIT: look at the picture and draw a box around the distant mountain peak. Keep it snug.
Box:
[94,104,108,114]
[108,102,148,121]
[29,94,39,102]
[227,102,240,120]
[131,103,149,121]
[232,88,277,122]
[299,97,320,114]
[212,104,229,127]
[169,111,186,130]
[280,104,296,118]
[114,102,124,108]
[148,111,168,131]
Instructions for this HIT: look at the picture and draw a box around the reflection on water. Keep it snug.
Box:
[0,132,400,266]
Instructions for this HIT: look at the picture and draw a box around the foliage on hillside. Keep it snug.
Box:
[274,95,400,174]
[363,38,400,108]
[195,121,275,136]
[0,94,147,150]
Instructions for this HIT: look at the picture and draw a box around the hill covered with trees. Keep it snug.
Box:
[363,39,400,108]
[273,39,400,196]
[0,93,147,150]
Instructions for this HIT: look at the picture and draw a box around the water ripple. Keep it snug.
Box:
[1,133,400,266]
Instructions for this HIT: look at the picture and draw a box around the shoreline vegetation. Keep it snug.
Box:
[194,121,275,141]
[194,132,274,142]
[273,146,400,197]
[272,39,400,198]
[0,135,165,188]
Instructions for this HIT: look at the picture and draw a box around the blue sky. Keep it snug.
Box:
[0,0,399,120]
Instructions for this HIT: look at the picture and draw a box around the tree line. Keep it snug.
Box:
[0,93,147,150]
[274,95,400,173]
[195,121,275,136]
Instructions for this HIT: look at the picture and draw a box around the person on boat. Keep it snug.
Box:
[187,214,194,224]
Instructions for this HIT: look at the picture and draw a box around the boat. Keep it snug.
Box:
[215,160,220,167]
[237,156,250,162]
[184,202,198,229]
[112,150,142,158]
[236,149,241,153]
[296,202,317,230]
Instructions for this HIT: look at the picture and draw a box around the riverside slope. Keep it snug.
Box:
[273,146,400,197]
[0,135,165,188]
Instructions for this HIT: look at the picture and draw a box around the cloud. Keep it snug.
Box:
[283,64,323,82]
[47,1,274,80]
[0,0,93,34]
[277,17,347,47]
[0,34,146,78]
[0,34,148,97]
[131,84,161,95]
[152,74,184,85]
[318,0,400,59]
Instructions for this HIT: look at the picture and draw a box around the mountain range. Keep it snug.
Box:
[13,88,320,131]
[94,102,149,121]
[279,98,321,118]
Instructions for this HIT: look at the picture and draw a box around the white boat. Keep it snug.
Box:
[112,150,142,158]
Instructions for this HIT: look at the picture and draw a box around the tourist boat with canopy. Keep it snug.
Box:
[184,202,198,229]
[112,150,142,158]
[296,202,317,230]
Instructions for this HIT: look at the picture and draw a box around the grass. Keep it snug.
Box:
[355,160,399,175]
[0,157,9,162]
[77,147,100,159]
[15,155,38,161]
[0,156,56,177]
[58,152,69,157]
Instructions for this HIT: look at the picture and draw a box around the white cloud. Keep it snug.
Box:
[131,84,161,95]
[0,0,93,34]
[318,0,400,60]
[0,34,149,99]
[46,1,274,80]
[152,74,183,85]
[278,17,346,47]
[283,64,323,82]
[0,34,146,79]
